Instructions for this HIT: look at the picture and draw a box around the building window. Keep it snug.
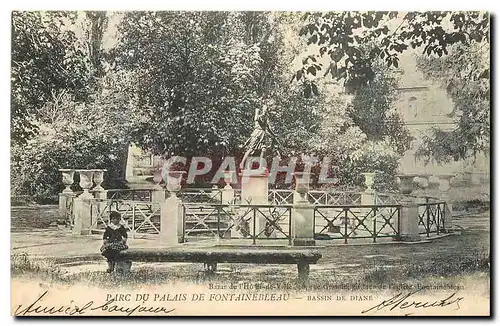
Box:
[408,97,418,118]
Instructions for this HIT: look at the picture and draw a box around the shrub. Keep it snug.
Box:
[11,97,131,203]
[348,140,401,192]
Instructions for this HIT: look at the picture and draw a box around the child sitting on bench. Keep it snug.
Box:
[100,211,129,273]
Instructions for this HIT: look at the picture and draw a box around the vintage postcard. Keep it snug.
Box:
[10,10,490,316]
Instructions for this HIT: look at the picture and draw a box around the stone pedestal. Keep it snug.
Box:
[72,191,94,236]
[240,170,269,238]
[93,189,108,200]
[160,170,186,244]
[291,172,315,246]
[222,182,236,239]
[395,174,421,242]
[58,169,75,222]
[160,194,184,245]
[90,169,109,229]
[151,169,165,208]
[73,170,95,235]
[220,186,235,240]
[221,171,236,239]
[240,170,269,204]
[291,202,315,246]
[353,172,375,233]
[360,172,375,207]
[292,190,300,204]
[125,144,136,182]
[222,171,235,204]
[360,192,374,205]
[222,185,235,204]
[152,187,165,203]
[59,193,76,226]
[398,197,421,242]
[72,196,83,235]
[152,186,165,208]
[59,192,69,220]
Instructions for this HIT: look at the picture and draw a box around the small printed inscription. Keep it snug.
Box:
[307,295,333,301]
[307,295,373,301]
[349,295,373,301]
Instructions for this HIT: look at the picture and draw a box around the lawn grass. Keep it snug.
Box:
[11,239,489,292]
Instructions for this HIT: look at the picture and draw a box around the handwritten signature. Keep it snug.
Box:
[14,290,176,316]
[361,288,464,315]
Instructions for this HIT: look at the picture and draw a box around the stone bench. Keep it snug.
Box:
[115,248,322,282]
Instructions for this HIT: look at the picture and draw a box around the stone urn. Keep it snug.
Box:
[59,169,75,194]
[165,171,185,197]
[428,175,440,190]
[361,172,375,193]
[416,176,429,189]
[396,174,418,195]
[76,170,95,198]
[92,169,107,191]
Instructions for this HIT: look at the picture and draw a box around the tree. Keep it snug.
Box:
[113,11,324,161]
[307,64,412,191]
[294,11,489,92]
[294,11,489,166]
[11,11,134,202]
[112,12,253,157]
[415,41,490,162]
[11,11,94,144]
[82,11,109,92]
[348,60,413,156]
